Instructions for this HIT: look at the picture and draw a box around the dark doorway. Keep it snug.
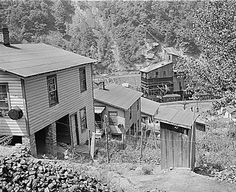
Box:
[35,127,47,155]
[56,115,71,145]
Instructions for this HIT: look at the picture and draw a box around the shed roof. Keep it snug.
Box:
[141,97,161,116]
[154,108,199,129]
[140,60,172,73]
[94,84,143,110]
[164,47,181,56]
[0,43,96,77]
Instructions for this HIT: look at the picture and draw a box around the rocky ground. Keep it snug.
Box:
[0,146,112,192]
[1,145,236,192]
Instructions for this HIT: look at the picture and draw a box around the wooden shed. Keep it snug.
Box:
[155,108,199,170]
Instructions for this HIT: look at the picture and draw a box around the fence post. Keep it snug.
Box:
[140,127,143,163]
[104,115,110,163]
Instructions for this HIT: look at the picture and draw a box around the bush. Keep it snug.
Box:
[196,119,236,176]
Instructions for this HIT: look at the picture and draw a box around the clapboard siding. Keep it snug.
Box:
[25,64,95,145]
[0,71,27,136]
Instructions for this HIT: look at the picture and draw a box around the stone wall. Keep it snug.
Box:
[45,122,57,156]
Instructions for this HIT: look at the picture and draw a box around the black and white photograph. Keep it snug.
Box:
[0,0,236,191]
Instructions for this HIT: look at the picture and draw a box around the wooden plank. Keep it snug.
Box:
[182,130,189,168]
[0,70,27,136]
[173,131,180,167]
[160,127,166,169]
[166,129,174,169]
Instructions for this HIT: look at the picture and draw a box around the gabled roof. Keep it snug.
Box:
[154,108,199,129]
[94,84,143,110]
[225,105,236,114]
[164,47,181,56]
[141,97,161,116]
[140,60,172,73]
[0,43,96,78]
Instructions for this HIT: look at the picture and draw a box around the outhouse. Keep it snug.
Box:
[155,108,199,170]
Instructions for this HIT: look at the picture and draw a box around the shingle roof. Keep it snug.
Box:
[94,84,143,110]
[0,43,96,77]
[154,108,199,129]
[140,60,172,73]
[141,97,161,116]
[164,47,181,56]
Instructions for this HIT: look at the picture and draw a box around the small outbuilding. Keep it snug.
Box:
[155,108,199,170]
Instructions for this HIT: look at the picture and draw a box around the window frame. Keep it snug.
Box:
[137,100,139,111]
[129,107,132,120]
[47,74,59,107]
[79,67,87,93]
[80,107,87,132]
[108,111,118,126]
[0,83,10,117]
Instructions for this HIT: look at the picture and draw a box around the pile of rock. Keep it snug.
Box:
[215,165,236,183]
[0,148,112,192]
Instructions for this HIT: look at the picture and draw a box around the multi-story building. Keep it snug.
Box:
[140,47,185,102]
[0,27,96,156]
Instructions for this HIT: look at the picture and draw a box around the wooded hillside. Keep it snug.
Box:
[0,0,235,97]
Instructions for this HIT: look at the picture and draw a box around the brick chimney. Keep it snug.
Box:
[0,27,10,46]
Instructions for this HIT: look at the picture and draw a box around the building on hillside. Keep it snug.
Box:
[155,108,199,170]
[140,47,186,102]
[224,106,236,122]
[94,84,143,138]
[0,27,96,156]
[141,97,161,135]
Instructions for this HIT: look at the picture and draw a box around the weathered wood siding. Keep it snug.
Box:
[24,64,95,145]
[125,98,141,134]
[94,101,125,131]
[160,122,195,170]
[0,70,27,136]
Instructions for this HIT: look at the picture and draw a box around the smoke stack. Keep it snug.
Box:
[1,27,10,46]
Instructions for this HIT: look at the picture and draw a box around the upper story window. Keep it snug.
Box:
[108,111,118,126]
[155,72,158,77]
[130,108,132,119]
[79,67,87,92]
[47,75,59,107]
[163,71,166,77]
[80,107,87,132]
[0,84,9,117]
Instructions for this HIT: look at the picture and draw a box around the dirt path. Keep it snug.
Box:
[108,167,236,192]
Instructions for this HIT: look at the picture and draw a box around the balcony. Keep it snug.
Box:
[141,77,173,85]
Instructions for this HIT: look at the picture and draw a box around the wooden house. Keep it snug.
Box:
[141,97,160,135]
[155,108,199,170]
[224,106,236,122]
[94,84,143,138]
[0,28,96,156]
[140,47,185,102]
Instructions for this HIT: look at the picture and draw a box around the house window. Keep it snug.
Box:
[108,111,118,125]
[47,75,59,107]
[0,84,9,117]
[155,72,158,77]
[137,100,139,111]
[79,67,87,92]
[130,108,132,119]
[163,71,166,77]
[80,107,87,132]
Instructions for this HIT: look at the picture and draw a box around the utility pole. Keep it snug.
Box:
[140,126,143,163]
[104,115,110,163]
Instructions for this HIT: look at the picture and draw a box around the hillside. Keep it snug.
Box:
[1,0,235,98]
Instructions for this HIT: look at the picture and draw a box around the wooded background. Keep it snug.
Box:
[0,0,236,98]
